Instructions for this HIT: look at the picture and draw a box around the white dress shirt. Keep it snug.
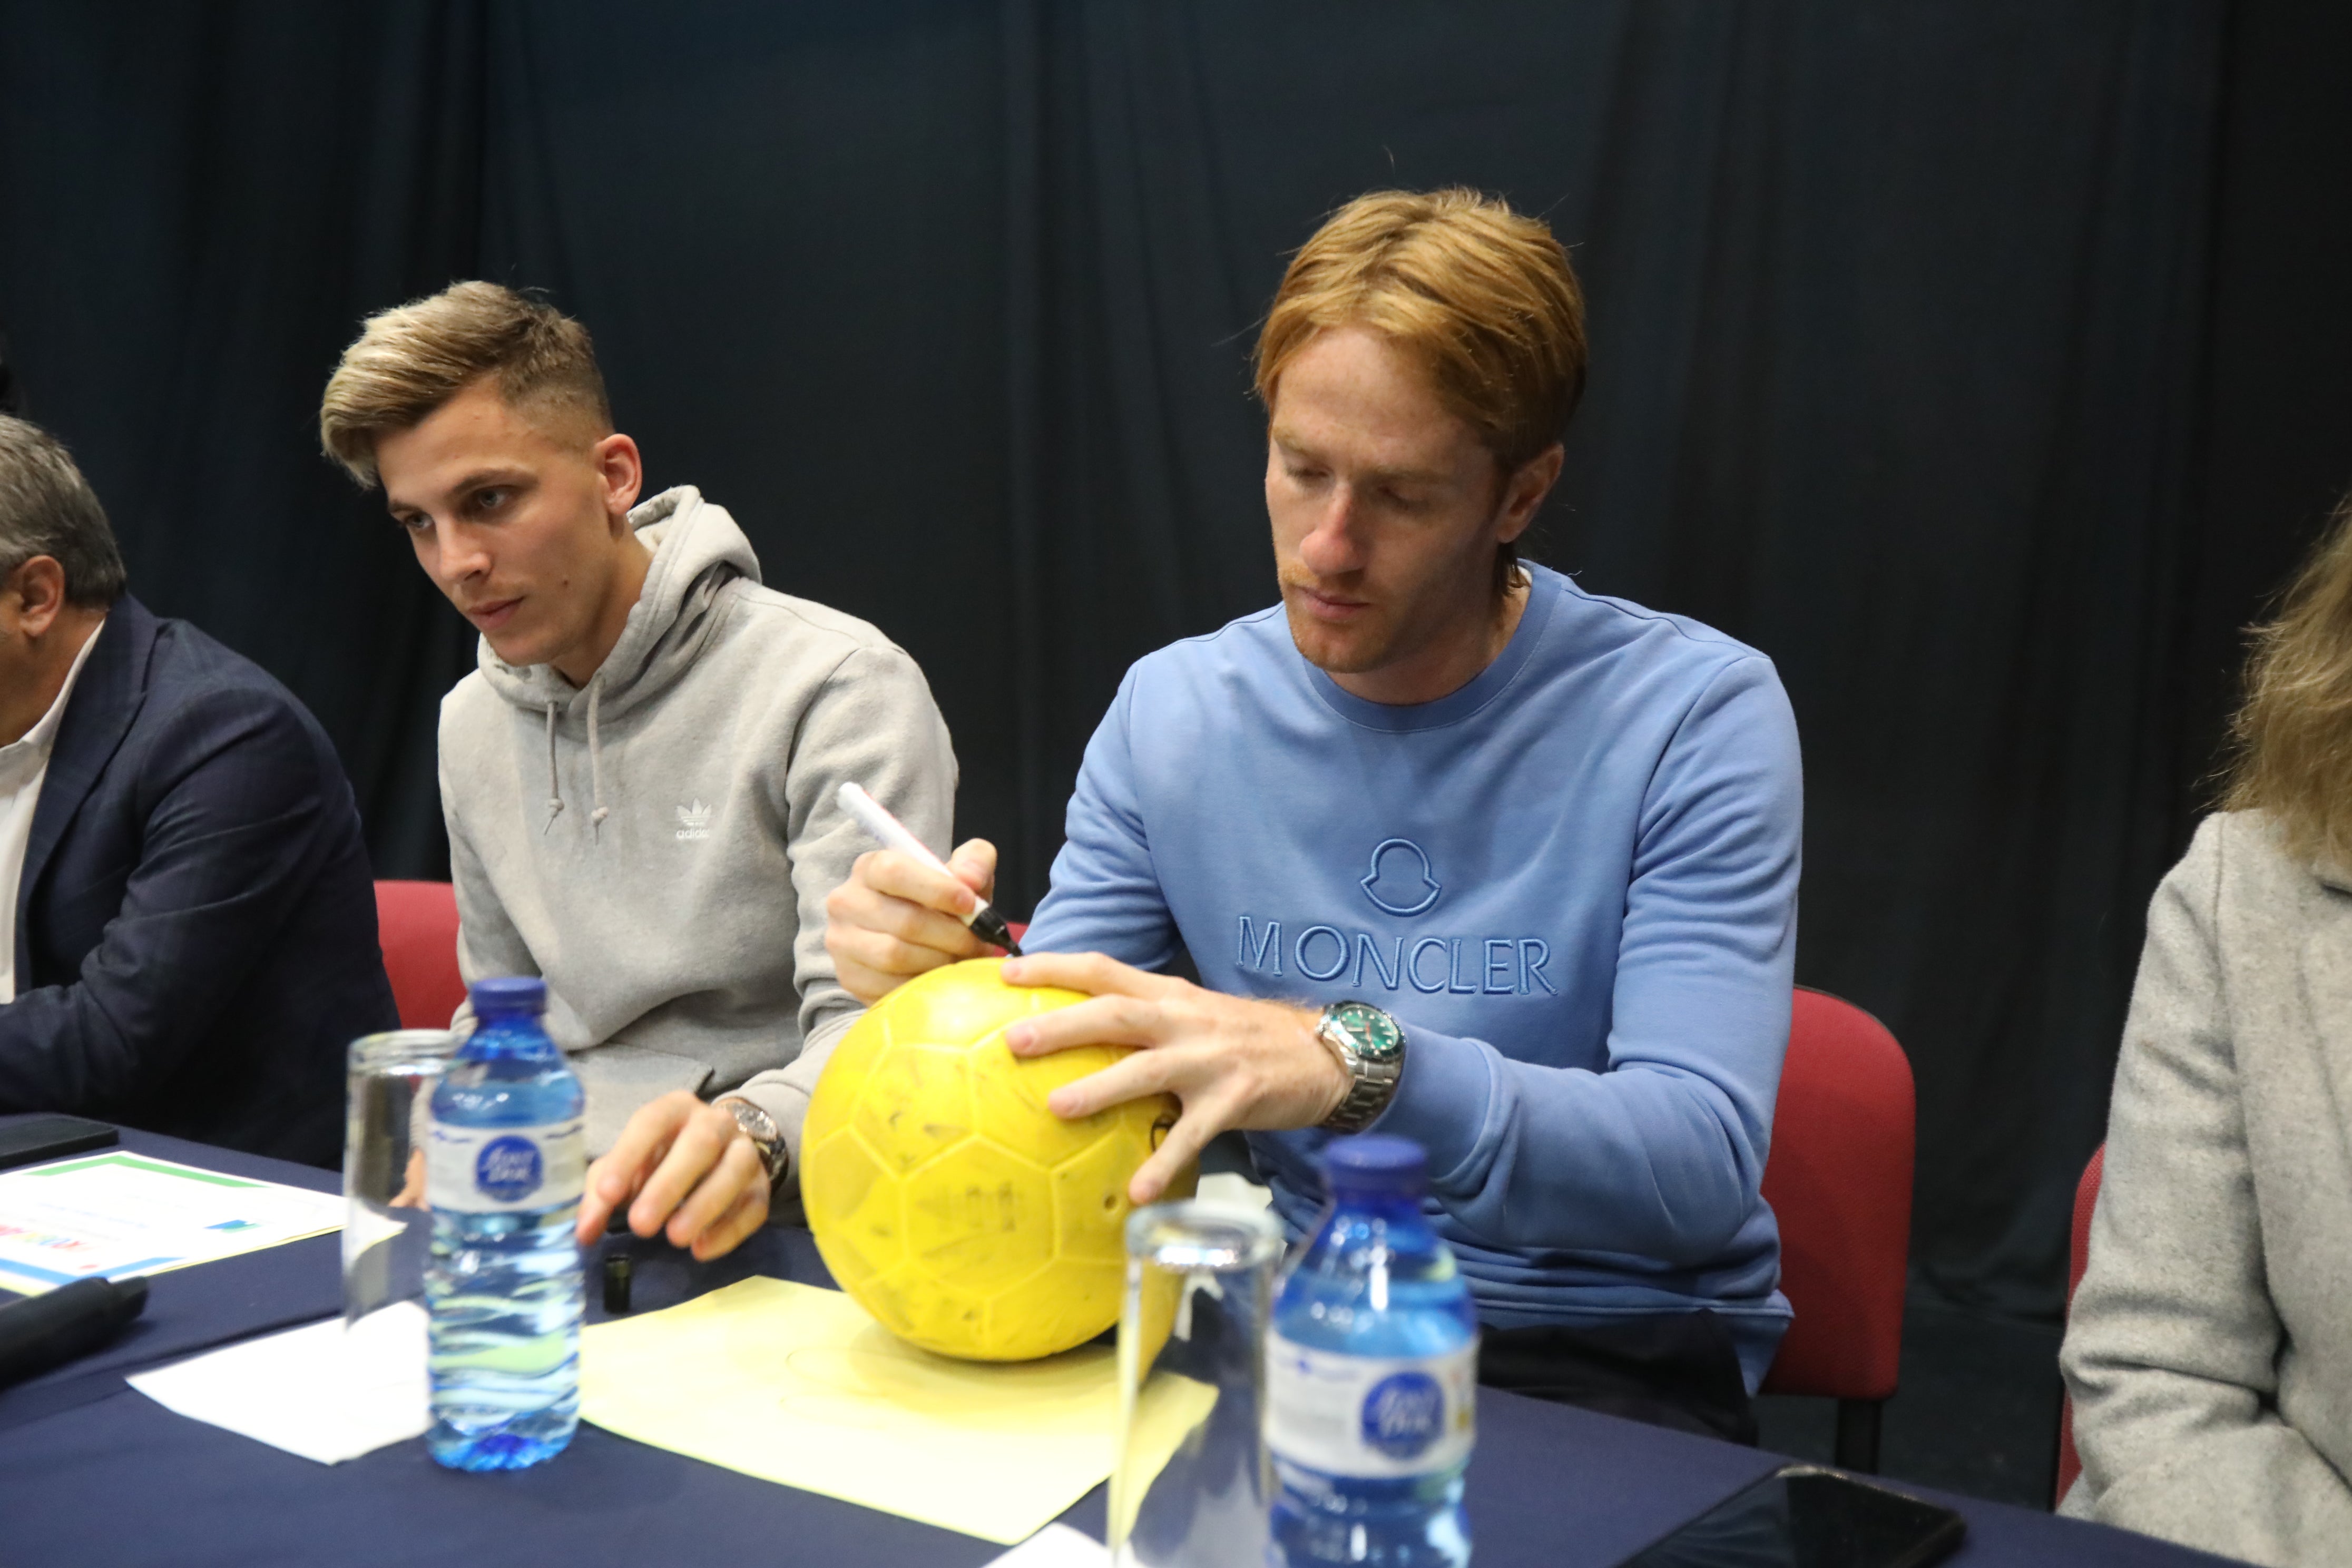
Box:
[0,619,105,1004]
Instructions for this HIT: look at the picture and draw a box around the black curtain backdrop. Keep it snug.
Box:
[4,1,2349,1320]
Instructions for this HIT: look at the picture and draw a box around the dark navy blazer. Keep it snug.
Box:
[0,595,396,1165]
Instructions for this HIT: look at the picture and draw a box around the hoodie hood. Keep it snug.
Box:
[475,486,759,719]
[475,486,760,831]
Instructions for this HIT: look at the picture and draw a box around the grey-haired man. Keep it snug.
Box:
[0,415,395,1164]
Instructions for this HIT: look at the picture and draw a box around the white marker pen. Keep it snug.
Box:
[836,782,1024,956]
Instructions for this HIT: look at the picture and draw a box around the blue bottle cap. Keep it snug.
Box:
[1321,1134,1428,1195]
[468,976,547,1016]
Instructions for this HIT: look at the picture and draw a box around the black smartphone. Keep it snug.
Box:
[1616,1465,1966,1568]
[0,1116,118,1172]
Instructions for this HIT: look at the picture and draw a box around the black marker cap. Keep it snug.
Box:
[970,906,1023,957]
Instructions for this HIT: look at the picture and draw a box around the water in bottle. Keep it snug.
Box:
[1267,1134,1476,1567]
[424,976,585,1471]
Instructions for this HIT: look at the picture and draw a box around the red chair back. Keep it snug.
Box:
[2054,1144,2105,1503]
[1758,987,1916,1402]
[375,880,466,1032]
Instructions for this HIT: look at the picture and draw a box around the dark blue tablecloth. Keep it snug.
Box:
[0,1117,2230,1566]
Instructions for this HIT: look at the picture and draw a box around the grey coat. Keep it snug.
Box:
[2061,810,2352,1565]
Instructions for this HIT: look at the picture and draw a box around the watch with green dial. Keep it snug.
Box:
[1312,1001,1407,1133]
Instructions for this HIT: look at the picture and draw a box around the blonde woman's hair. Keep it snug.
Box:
[319,281,610,486]
[2224,493,2352,870]
[1253,189,1586,590]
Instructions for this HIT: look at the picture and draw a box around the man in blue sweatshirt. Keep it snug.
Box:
[828,188,1802,1440]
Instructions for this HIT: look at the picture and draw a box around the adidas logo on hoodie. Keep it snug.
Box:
[675,800,713,841]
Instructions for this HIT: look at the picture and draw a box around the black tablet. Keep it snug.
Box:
[1616,1464,1966,1568]
[0,1115,118,1172]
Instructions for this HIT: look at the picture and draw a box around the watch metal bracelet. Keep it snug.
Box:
[1314,1001,1406,1134]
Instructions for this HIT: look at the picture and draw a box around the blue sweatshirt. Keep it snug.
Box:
[1025,564,1803,1387]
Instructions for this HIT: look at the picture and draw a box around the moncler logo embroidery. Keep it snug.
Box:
[675,800,713,841]
[1360,838,1442,916]
[1230,836,1555,998]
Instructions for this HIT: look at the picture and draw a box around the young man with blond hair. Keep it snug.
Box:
[320,283,955,1261]
[822,189,1804,1438]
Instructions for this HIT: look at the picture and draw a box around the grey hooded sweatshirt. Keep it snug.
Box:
[439,486,955,1164]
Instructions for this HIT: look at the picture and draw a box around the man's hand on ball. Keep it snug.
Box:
[572,1091,770,1262]
[998,952,1350,1204]
[824,838,1001,1003]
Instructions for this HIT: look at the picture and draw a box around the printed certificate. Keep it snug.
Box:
[0,1151,342,1295]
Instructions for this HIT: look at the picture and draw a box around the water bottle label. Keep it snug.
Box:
[1266,1334,1477,1478]
[425,1119,585,1213]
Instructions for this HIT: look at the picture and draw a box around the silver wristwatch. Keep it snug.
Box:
[1312,1001,1407,1133]
[716,1096,788,1189]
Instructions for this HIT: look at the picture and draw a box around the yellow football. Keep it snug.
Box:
[801,958,1192,1360]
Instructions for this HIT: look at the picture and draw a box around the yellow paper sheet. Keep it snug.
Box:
[581,1276,1213,1544]
[1109,1361,1226,1545]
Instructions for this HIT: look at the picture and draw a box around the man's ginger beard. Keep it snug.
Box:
[1279,551,1522,675]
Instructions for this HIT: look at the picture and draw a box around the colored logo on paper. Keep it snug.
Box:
[1360,1370,1446,1460]
[1360,839,1441,916]
[475,1136,544,1203]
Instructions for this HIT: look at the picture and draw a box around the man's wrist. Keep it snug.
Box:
[715,1096,788,1188]
[1301,1009,1352,1123]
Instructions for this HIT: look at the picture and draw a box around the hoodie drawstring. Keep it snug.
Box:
[543,702,565,831]
[586,680,610,831]
[543,690,612,836]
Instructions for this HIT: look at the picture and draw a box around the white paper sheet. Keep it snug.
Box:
[984,1524,1111,1568]
[126,1303,430,1464]
[0,1150,344,1295]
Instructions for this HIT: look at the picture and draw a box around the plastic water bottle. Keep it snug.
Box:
[1267,1135,1477,1566]
[424,976,585,1471]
